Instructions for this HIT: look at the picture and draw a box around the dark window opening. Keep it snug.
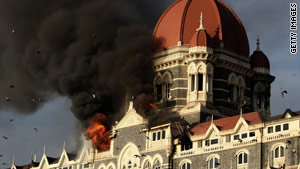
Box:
[257,94,262,109]
[241,133,247,139]
[191,75,195,91]
[156,85,162,101]
[166,83,171,99]
[152,132,156,141]
[198,73,203,91]
[157,131,161,140]
[268,126,273,133]
[283,123,289,131]
[205,140,210,146]
[275,125,281,132]
[234,135,239,140]
[162,130,166,139]
[211,139,218,145]
[249,132,255,137]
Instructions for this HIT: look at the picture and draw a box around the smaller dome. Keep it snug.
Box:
[250,37,270,69]
[190,30,212,47]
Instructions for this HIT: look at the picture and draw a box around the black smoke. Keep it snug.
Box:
[0,0,174,128]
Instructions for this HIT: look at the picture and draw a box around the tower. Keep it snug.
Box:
[152,0,275,124]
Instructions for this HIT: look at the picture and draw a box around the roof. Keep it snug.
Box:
[250,50,270,69]
[153,0,249,56]
[267,109,300,121]
[190,112,262,135]
[46,156,60,164]
[190,29,212,47]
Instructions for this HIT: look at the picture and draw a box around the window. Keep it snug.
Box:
[162,130,166,139]
[181,162,191,169]
[84,163,89,168]
[68,166,72,169]
[122,165,126,169]
[153,132,156,141]
[208,157,219,169]
[283,123,289,131]
[152,130,166,141]
[144,161,151,169]
[274,146,285,158]
[198,73,203,91]
[226,135,231,142]
[154,160,161,169]
[166,83,171,99]
[241,133,247,139]
[128,161,132,169]
[191,75,195,91]
[198,141,202,147]
[249,132,255,137]
[156,84,162,101]
[181,141,193,151]
[237,152,248,165]
[205,140,210,146]
[157,131,161,140]
[79,164,83,169]
[268,126,273,133]
[234,135,239,140]
[257,94,262,109]
[275,125,281,132]
[211,139,218,145]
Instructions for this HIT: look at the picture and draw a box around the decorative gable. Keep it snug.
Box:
[116,101,147,129]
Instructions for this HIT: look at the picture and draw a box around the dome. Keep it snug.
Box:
[250,51,270,69]
[153,0,249,56]
[250,38,270,69]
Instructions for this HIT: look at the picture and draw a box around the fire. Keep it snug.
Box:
[85,113,111,151]
[148,103,158,110]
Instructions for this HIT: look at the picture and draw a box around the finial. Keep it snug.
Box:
[197,12,206,31]
[43,146,46,155]
[211,114,214,124]
[63,141,66,150]
[256,35,260,51]
[240,107,243,118]
[12,156,15,164]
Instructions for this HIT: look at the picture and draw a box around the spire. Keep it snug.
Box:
[12,156,15,165]
[211,114,214,124]
[256,36,261,51]
[197,12,206,31]
[63,141,66,151]
[43,146,46,155]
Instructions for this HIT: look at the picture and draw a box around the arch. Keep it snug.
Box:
[142,159,151,169]
[196,61,206,73]
[154,73,163,85]
[179,159,192,169]
[153,154,163,169]
[98,163,106,169]
[188,62,197,74]
[107,162,116,169]
[228,73,237,84]
[162,71,173,83]
[206,63,214,75]
[272,143,286,159]
[254,82,265,92]
[207,155,220,169]
[206,154,220,162]
[118,142,141,169]
[237,76,246,87]
[141,155,152,169]
[179,159,192,167]
[236,151,248,165]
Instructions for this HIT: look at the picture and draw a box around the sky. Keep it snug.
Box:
[0,0,299,167]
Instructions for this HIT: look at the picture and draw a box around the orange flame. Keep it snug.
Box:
[85,113,111,151]
[148,103,158,110]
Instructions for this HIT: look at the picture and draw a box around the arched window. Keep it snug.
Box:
[122,166,126,169]
[181,162,191,169]
[208,157,219,169]
[228,73,237,102]
[237,152,248,165]
[254,83,265,110]
[163,73,172,99]
[237,77,245,102]
[154,159,161,169]
[154,76,162,101]
[274,146,285,158]
[143,161,151,169]
[128,161,132,169]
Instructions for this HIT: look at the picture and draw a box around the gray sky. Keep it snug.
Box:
[0,0,299,167]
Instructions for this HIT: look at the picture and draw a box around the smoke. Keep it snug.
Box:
[0,0,173,128]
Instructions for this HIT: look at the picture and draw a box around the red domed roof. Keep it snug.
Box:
[250,51,270,69]
[153,0,249,56]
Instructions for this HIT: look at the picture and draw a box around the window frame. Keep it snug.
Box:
[274,146,285,159]
[237,152,248,165]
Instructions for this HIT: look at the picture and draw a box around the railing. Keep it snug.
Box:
[204,145,224,152]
